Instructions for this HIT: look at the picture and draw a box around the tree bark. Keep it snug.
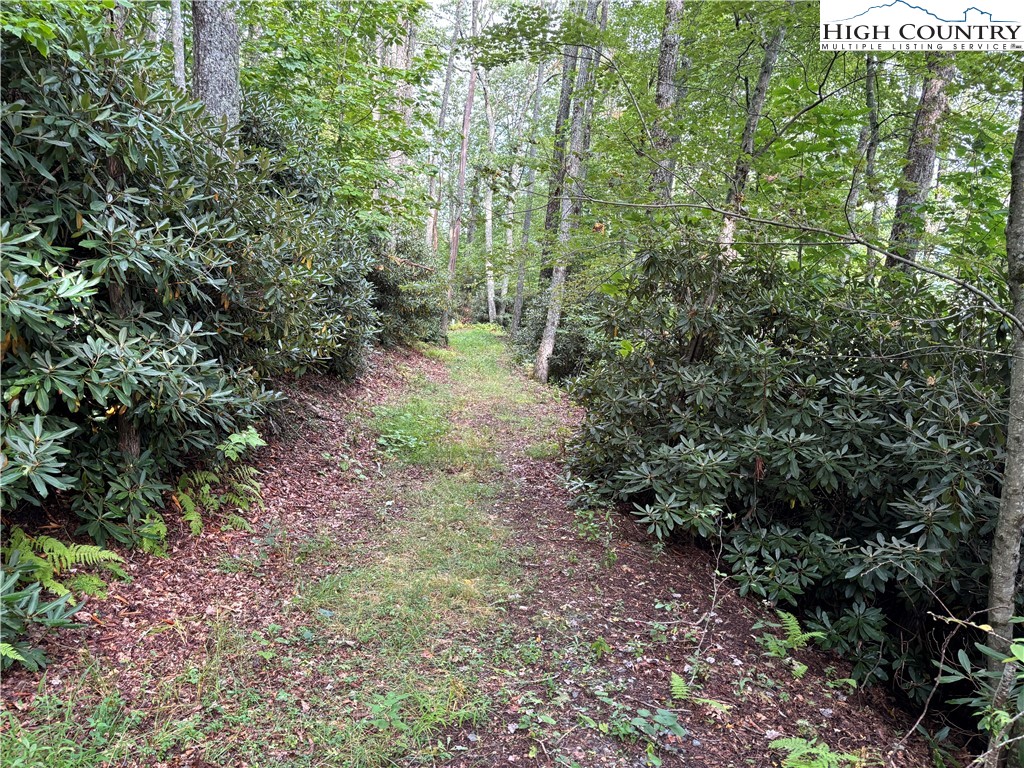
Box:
[535,0,602,383]
[170,0,186,89]
[511,60,546,337]
[984,74,1024,768]
[847,54,879,215]
[426,1,463,255]
[148,4,169,43]
[540,11,581,282]
[720,24,785,260]
[500,180,515,320]
[192,0,241,128]
[650,0,685,201]
[887,54,955,268]
[483,73,498,323]
[441,0,478,343]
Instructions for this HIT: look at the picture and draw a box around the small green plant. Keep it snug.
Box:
[670,672,689,701]
[1,527,125,599]
[176,428,267,535]
[1,550,82,671]
[590,636,612,660]
[758,610,824,659]
[769,736,861,767]
[573,505,618,566]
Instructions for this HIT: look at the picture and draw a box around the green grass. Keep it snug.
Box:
[2,326,545,768]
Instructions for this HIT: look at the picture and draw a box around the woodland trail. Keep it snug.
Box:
[2,326,935,767]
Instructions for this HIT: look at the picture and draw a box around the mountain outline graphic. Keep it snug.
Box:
[830,1,1015,23]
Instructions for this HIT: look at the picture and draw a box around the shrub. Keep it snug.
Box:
[568,239,1015,702]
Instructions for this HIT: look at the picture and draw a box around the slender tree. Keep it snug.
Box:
[511,59,546,336]
[192,0,241,127]
[887,54,956,267]
[984,74,1024,768]
[482,72,498,323]
[649,0,685,201]
[540,6,581,282]
[170,0,186,89]
[426,0,464,254]
[441,0,479,342]
[534,0,602,383]
[719,23,785,260]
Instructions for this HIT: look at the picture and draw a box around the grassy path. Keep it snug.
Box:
[1,327,933,767]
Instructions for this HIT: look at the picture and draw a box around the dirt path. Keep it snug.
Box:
[1,326,934,767]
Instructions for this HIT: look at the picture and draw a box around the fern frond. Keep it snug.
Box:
[670,671,689,701]
[64,574,109,599]
[180,470,219,490]
[0,643,25,663]
[182,505,203,536]
[221,514,254,533]
[36,536,124,574]
[776,610,824,650]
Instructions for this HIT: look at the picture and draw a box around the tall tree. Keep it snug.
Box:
[649,0,685,200]
[441,0,478,341]
[985,74,1024,768]
[719,23,785,260]
[170,0,186,89]
[534,0,603,383]
[887,54,956,267]
[482,72,498,323]
[192,0,241,127]
[426,1,464,254]
[540,9,581,282]
[511,59,546,336]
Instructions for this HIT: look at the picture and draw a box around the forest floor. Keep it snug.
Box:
[1,325,939,768]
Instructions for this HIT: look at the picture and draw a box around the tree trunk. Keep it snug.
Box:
[984,75,1024,768]
[719,24,785,260]
[441,0,478,343]
[887,54,955,268]
[387,17,417,172]
[483,73,498,323]
[650,0,685,201]
[511,60,546,337]
[148,5,169,43]
[170,0,186,89]
[847,54,879,215]
[540,13,581,282]
[426,1,463,254]
[500,182,515,320]
[535,0,602,383]
[107,7,141,460]
[192,0,241,128]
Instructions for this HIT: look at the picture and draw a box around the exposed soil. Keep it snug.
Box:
[1,330,939,767]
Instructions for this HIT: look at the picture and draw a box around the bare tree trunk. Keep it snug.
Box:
[148,4,169,43]
[847,54,879,215]
[719,24,785,260]
[500,182,514,320]
[887,54,955,268]
[650,0,685,201]
[170,0,186,89]
[511,60,546,337]
[441,0,478,343]
[192,0,241,128]
[483,73,498,323]
[535,0,602,383]
[426,1,463,254]
[984,75,1024,768]
[540,13,581,283]
[387,17,417,173]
